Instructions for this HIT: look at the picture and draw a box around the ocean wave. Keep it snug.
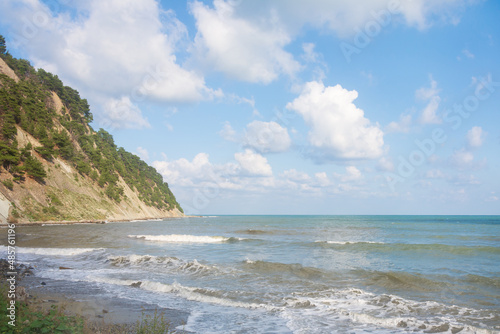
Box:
[243,260,324,280]
[128,234,244,243]
[315,241,500,255]
[355,269,450,292]
[284,288,499,333]
[236,229,274,235]
[0,245,104,256]
[91,277,276,311]
[107,254,218,276]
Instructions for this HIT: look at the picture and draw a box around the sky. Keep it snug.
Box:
[0,0,499,215]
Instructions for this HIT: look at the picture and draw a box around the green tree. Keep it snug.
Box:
[24,156,46,182]
[0,140,20,169]
[0,35,6,55]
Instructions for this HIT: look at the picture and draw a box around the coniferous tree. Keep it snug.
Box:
[0,35,6,55]
[24,156,46,182]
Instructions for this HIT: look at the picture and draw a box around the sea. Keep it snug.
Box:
[1,215,499,333]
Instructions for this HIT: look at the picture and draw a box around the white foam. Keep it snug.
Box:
[140,281,277,311]
[89,276,276,311]
[108,254,218,275]
[0,246,103,256]
[91,276,137,286]
[283,288,498,334]
[128,234,240,243]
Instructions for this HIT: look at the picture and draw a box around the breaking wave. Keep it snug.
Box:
[0,245,104,256]
[128,234,244,243]
[107,254,219,276]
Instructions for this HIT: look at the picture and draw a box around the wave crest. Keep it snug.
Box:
[108,254,217,276]
[0,246,104,256]
[128,234,243,243]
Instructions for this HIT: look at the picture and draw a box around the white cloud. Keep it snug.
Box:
[100,96,150,129]
[243,121,291,153]
[335,166,363,182]
[377,157,394,172]
[188,0,474,84]
[425,169,446,179]
[486,192,498,202]
[282,169,311,183]
[136,147,149,161]
[451,149,474,166]
[417,77,442,124]
[191,0,301,84]
[314,172,331,187]
[302,43,319,63]
[462,49,475,59]
[219,121,238,142]
[153,153,239,188]
[416,77,440,101]
[386,113,412,133]
[466,126,485,148]
[286,81,384,161]
[420,97,441,124]
[0,0,217,128]
[231,0,473,37]
[450,174,481,186]
[234,149,273,176]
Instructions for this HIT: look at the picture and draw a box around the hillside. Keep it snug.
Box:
[0,37,183,224]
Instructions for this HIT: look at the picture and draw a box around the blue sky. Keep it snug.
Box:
[1,0,499,215]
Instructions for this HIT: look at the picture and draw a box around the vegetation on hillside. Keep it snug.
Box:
[0,35,182,213]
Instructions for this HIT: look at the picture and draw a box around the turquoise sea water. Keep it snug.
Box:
[2,215,499,333]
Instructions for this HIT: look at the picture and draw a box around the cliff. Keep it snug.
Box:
[0,53,183,224]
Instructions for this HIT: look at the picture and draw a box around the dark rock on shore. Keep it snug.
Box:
[0,258,34,279]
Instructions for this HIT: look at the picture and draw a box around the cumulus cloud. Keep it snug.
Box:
[188,0,473,84]
[466,126,485,148]
[136,147,150,161]
[377,157,394,172]
[233,0,472,37]
[152,151,277,203]
[282,169,311,183]
[386,113,412,133]
[219,121,238,142]
[100,96,150,129]
[335,166,363,182]
[243,121,292,153]
[417,77,442,124]
[451,149,474,166]
[190,0,301,84]
[314,172,331,187]
[301,43,319,63]
[286,81,384,161]
[153,153,239,188]
[234,149,273,176]
[0,0,217,128]
[153,150,274,188]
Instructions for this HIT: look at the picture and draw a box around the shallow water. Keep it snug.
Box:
[2,215,499,333]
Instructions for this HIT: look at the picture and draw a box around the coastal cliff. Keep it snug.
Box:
[0,44,183,224]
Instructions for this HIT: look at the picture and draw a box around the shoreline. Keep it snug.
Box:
[1,272,190,333]
[0,215,200,227]
[25,284,190,333]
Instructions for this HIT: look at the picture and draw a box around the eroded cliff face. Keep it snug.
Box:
[0,58,183,224]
